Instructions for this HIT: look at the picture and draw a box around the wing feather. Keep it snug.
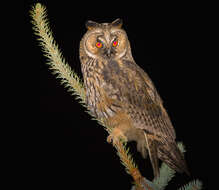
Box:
[101,59,176,141]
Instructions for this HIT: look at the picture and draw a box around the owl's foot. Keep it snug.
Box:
[107,128,127,145]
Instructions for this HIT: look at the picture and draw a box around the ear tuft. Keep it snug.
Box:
[85,20,99,30]
[111,18,123,28]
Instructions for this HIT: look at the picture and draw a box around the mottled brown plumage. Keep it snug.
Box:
[79,19,189,178]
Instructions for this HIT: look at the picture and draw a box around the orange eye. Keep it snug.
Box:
[96,42,103,48]
[112,40,118,47]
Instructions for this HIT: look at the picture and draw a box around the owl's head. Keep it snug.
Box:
[81,19,129,60]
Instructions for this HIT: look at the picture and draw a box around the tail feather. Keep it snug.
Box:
[158,142,190,176]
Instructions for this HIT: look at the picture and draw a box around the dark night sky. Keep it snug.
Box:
[25,1,212,189]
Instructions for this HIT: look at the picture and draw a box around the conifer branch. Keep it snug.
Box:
[115,140,146,190]
[32,3,203,190]
[30,3,86,104]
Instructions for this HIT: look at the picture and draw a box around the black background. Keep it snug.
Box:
[25,0,211,189]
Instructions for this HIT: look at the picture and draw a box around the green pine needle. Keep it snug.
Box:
[153,142,185,190]
[178,179,203,190]
[153,162,175,190]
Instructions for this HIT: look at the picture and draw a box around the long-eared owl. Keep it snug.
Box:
[79,18,189,178]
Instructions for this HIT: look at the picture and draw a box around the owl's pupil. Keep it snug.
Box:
[113,40,118,47]
[96,42,102,48]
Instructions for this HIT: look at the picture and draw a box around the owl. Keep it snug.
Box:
[79,18,189,178]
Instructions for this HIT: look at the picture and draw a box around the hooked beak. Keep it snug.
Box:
[104,48,116,59]
[106,49,112,58]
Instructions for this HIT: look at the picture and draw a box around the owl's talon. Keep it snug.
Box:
[107,128,127,145]
[107,135,113,144]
